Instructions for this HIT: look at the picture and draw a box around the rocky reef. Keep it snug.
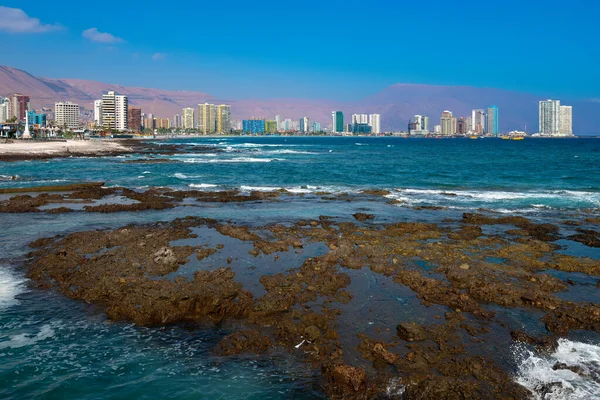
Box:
[24,211,600,399]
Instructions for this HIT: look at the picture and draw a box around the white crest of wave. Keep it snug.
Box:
[0,324,56,350]
[0,267,27,312]
[188,183,218,189]
[514,339,600,400]
[173,173,203,179]
[182,157,283,164]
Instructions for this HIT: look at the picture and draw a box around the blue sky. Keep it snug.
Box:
[0,0,598,101]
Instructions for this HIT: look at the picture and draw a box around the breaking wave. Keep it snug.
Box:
[514,339,600,399]
[0,267,27,312]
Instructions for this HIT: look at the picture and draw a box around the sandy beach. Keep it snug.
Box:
[0,139,133,161]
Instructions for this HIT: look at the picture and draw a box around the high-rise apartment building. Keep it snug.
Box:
[198,103,216,134]
[93,100,103,126]
[440,111,456,135]
[265,120,278,134]
[539,100,561,136]
[560,105,573,136]
[471,109,485,134]
[313,121,321,132]
[457,117,469,135]
[99,91,128,131]
[55,102,80,129]
[352,114,368,124]
[300,117,309,133]
[182,108,195,129]
[173,114,182,129]
[9,93,30,121]
[332,111,344,133]
[128,106,142,132]
[275,115,281,131]
[486,105,499,136]
[216,104,231,133]
[243,119,265,134]
[0,98,9,123]
[369,114,381,134]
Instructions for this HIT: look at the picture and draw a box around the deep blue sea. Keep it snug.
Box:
[1,136,600,399]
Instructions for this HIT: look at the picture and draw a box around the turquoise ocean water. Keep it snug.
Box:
[1,136,600,399]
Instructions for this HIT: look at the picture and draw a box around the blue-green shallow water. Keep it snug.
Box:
[1,136,600,399]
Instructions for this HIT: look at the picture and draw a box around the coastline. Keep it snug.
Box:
[0,139,137,162]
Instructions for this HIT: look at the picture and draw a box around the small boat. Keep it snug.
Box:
[469,135,479,140]
[500,136,510,140]
[510,136,525,140]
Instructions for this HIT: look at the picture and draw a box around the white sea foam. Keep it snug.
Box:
[188,183,219,189]
[173,173,203,180]
[261,149,318,155]
[514,339,600,399]
[0,324,56,350]
[182,157,284,164]
[0,267,27,312]
[0,174,19,181]
[387,188,600,208]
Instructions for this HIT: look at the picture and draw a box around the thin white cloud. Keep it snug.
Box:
[82,28,123,43]
[152,53,167,61]
[0,7,62,33]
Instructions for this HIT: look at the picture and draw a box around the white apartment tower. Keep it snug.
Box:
[539,100,561,136]
[55,102,80,129]
[471,109,485,134]
[182,108,195,129]
[560,105,573,136]
[100,91,128,131]
[352,114,368,124]
[0,98,9,123]
[93,100,102,126]
[198,103,216,134]
[369,114,381,134]
[115,95,128,131]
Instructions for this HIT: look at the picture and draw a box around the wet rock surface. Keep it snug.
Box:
[24,212,600,399]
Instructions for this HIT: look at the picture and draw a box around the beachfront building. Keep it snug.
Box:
[313,121,321,133]
[243,119,265,134]
[369,114,381,134]
[560,105,573,136]
[275,115,281,131]
[486,105,499,136]
[55,102,80,129]
[0,98,9,123]
[539,99,561,136]
[332,111,344,133]
[216,104,231,134]
[265,120,278,134]
[471,109,485,134]
[128,106,142,133]
[457,117,469,135]
[173,114,181,129]
[299,117,309,133]
[98,91,128,131]
[198,103,216,135]
[182,108,195,129]
[9,93,30,121]
[155,118,171,129]
[27,110,47,126]
[352,114,368,124]
[93,100,102,126]
[440,110,456,135]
